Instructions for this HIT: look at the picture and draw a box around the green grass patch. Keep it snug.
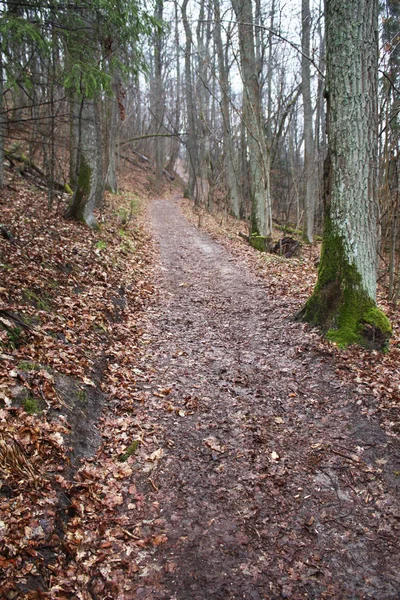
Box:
[23,289,51,311]
[95,240,107,251]
[6,326,23,349]
[118,440,140,462]
[18,360,40,371]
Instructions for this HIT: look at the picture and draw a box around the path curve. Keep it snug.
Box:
[133,198,400,599]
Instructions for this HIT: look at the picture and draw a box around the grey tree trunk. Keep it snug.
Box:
[214,0,240,217]
[105,77,120,194]
[300,0,391,348]
[314,0,326,230]
[153,0,164,192]
[231,0,272,236]
[265,0,275,149]
[69,97,80,189]
[182,0,198,201]
[165,0,181,174]
[301,0,316,242]
[66,98,103,229]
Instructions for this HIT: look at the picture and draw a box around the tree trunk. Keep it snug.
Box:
[231,0,272,236]
[105,76,120,193]
[66,98,103,228]
[214,0,240,217]
[299,0,391,349]
[165,0,181,175]
[153,0,164,192]
[301,0,316,242]
[314,0,326,232]
[182,0,198,201]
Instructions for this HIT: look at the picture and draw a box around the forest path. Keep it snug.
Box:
[133,197,400,599]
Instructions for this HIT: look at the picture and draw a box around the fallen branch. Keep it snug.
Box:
[118,149,175,181]
[4,149,69,192]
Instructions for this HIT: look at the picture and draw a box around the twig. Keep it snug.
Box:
[148,477,159,491]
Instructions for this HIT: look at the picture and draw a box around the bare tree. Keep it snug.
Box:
[231,0,272,237]
[301,0,316,242]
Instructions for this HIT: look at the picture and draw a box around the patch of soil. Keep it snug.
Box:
[129,198,400,599]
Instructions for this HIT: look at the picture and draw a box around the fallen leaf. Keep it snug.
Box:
[204,437,225,453]
[149,448,164,461]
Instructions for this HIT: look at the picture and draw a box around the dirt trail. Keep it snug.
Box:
[133,197,400,599]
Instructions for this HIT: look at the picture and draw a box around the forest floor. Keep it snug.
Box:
[1,164,400,599]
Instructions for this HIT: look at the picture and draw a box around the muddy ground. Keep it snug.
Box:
[127,198,400,599]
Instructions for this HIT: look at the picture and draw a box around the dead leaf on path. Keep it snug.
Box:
[270,451,280,461]
[149,448,164,462]
[83,376,96,387]
[158,387,172,395]
[204,436,225,453]
[274,416,284,424]
[152,533,168,546]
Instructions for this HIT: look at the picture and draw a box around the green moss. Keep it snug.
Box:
[23,289,51,311]
[5,326,22,349]
[77,155,92,199]
[95,240,107,251]
[67,155,92,224]
[77,388,87,403]
[299,215,391,350]
[23,397,41,414]
[276,224,303,236]
[18,361,40,372]
[364,307,392,334]
[118,440,140,462]
[249,235,270,253]
[0,263,12,271]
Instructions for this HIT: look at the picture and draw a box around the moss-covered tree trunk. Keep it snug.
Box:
[66,98,103,229]
[299,0,391,349]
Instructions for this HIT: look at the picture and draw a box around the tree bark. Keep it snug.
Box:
[105,76,121,193]
[182,0,198,201]
[153,0,164,192]
[301,0,316,242]
[231,0,272,236]
[299,0,391,349]
[165,0,181,175]
[66,98,103,228]
[214,0,240,217]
